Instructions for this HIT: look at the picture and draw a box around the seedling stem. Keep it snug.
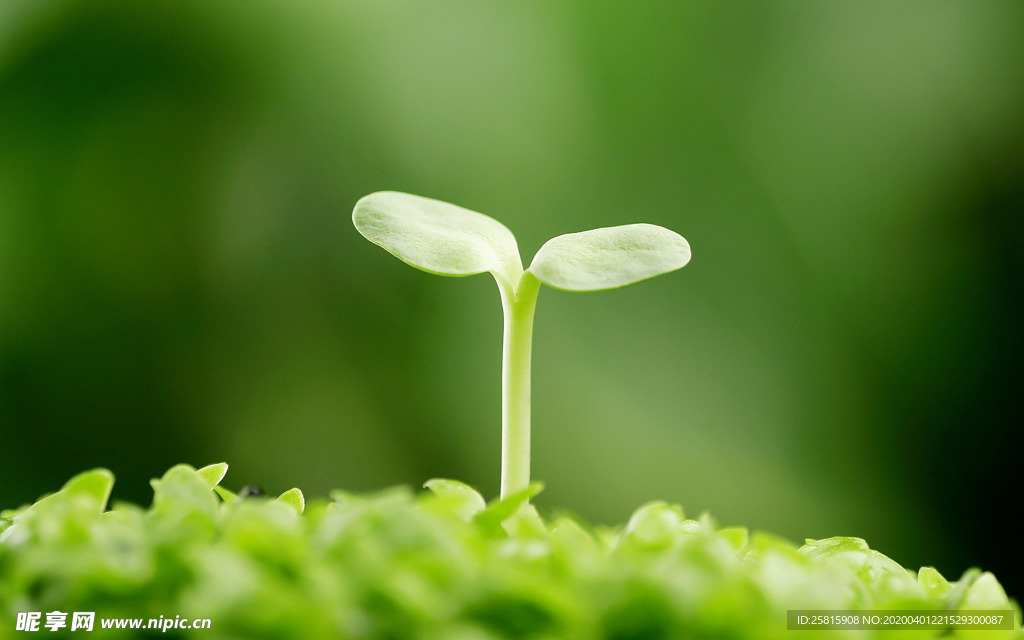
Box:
[499,272,540,497]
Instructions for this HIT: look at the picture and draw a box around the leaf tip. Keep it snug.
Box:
[277,488,305,514]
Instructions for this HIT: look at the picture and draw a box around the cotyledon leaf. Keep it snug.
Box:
[528,223,690,292]
[353,191,524,290]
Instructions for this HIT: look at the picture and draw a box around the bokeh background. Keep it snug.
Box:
[1,1,1021,597]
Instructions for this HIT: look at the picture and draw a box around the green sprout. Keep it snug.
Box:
[353,191,691,498]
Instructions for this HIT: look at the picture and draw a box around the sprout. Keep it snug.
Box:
[353,191,690,498]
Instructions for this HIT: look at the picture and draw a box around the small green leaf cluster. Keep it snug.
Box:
[1,466,1020,639]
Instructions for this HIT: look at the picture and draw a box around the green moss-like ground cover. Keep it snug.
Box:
[1,464,1019,639]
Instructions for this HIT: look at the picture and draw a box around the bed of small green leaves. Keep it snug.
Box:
[0,465,1019,639]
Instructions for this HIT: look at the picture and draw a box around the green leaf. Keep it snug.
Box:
[918,566,952,599]
[277,488,305,514]
[800,537,908,588]
[150,464,219,520]
[549,516,601,564]
[528,223,690,291]
[353,191,524,289]
[423,478,486,521]
[197,462,229,489]
[0,469,115,544]
[501,502,547,539]
[621,501,685,550]
[213,486,238,505]
[946,568,983,609]
[960,572,1012,609]
[25,468,115,515]
[474,482,544,535]
[717,526,749,553]
[61,468,116,511]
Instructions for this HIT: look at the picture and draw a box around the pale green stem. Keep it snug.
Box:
[498,271,540,499]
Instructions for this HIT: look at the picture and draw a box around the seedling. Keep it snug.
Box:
[353,192,690,498]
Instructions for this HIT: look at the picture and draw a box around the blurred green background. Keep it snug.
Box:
[1,1,1021,596]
